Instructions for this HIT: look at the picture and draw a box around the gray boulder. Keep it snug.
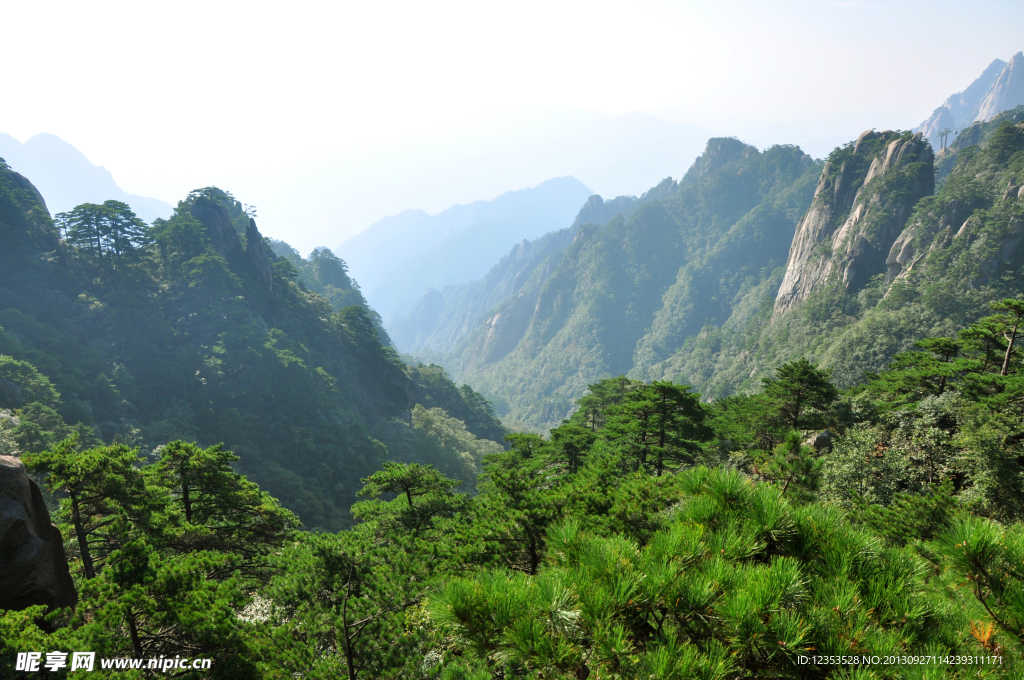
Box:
[0,456,77,612]
[1003,180,1019,201]
[804,430,834,451]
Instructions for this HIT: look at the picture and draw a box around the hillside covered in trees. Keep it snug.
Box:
[0,160,504,531]
[3,326,1024,677]
[401,107,1024,434]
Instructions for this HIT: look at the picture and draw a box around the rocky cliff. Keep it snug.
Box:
[773,130,933,317]
[918,53,1024,149]
[976,52,1024,122]
[190,195,274,292]
[0,455,77,612]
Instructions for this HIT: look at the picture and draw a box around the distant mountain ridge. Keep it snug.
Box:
[337,176,594,321]
[918,52,1024,148]
[0,133,173,223]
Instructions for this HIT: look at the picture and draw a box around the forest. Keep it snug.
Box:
[2,325,1024,678]
[2,112,1024,678]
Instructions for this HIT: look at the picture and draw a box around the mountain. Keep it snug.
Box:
[641,110,1024,395]
[419,112,1024,433]
[337,176,594,321]
[389,193,642,355]
[0,133,173,223]
[772,131,934,317]
[918,52,1024,149]
[422,140,821,431]
[0,162,504,531]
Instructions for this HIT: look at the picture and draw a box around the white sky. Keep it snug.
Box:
[2,0,1022,253]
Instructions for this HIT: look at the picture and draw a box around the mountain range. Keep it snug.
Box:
[397,103,1024,431]
[336,176,594,322]
[0,133,173,223]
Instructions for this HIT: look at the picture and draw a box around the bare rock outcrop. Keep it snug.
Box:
[773,131,934,318]
[0,455,77,612]
[917,54,1024,149]
[190,196,244,261]
[976,52,1024,123]
[245,218,274,293]
[190,197,274,293]
[1004,179,1020,201]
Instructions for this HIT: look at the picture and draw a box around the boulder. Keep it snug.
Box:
[0,456,77,612]
[1003,180,1019,201]
[804,430,834,451]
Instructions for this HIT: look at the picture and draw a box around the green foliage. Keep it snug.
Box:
[761,358,839,433]
[602,381,712,476]
[438,141,822,432]
[6,333,1024,677]
[759,430,822,503]
[25,437,156,578]
[405,363,507,444]
[55,200,150,262]
[857,479,957,547]
[0,354,60,406]
[150,441,299,564]
[6,127,1024,678]
[937,516,1024,649]
[430,468,989,679]
[357,461,461,508]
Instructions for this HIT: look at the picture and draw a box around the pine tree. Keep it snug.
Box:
[603,381,711,476]
[25,437,158,578]
[150,441,298,566]
[761,358,838,434]
[760,430,821,503]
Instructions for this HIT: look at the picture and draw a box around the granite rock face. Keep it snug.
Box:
[773,131,934,318]
[190,196,244,261]
[976,52,1024,123]
[245,218,274,293]
[918,53,1024,149]
[190,197,274,293]
[0,455,77,612]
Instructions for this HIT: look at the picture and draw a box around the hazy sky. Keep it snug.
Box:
[3,0,1023,253]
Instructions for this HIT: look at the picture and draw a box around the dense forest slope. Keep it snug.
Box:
[0,161,504,530]
[430,140,821,430]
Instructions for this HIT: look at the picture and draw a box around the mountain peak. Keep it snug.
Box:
[0,132,174,223]
[918,52,1024,149]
